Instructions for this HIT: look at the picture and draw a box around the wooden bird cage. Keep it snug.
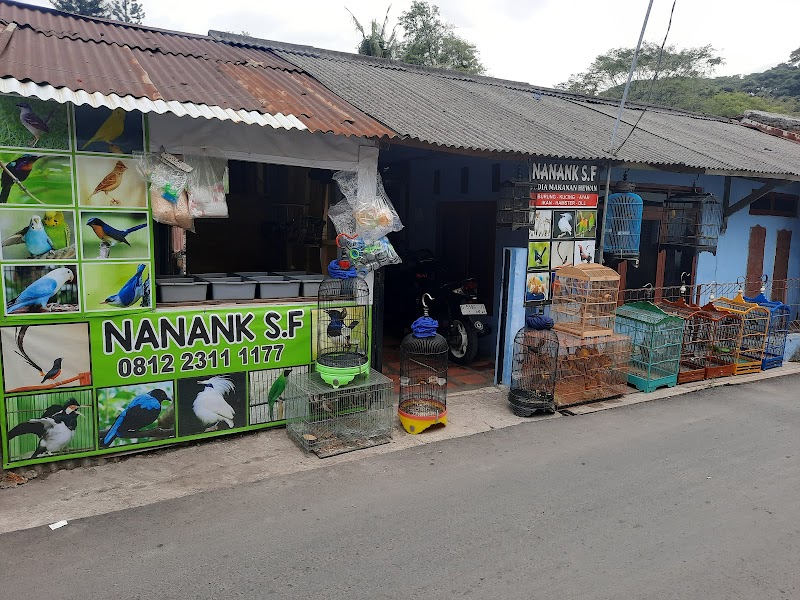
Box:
[744,292,790,370]
[699,302,743,378]
[614,301,684,393]
[554,331,631,408]
[659,194,722,252]
[657,298,714,384]
[712,292,770,375]
[551,264,620,338]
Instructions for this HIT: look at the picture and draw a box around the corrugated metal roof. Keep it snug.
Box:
[0,1,395,138]
[213,33,800,179]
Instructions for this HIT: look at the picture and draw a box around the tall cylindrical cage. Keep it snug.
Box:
[316,275,370,388]
[399,333,448,433]
[659,194,722,252]
[614,301,683,393]
[603,191,643,260]
[712,292,770,375]
[743,292,790,370]
[508,326,559,416]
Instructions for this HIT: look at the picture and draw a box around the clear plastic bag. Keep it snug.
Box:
[133,151,190,204]
[151,187,195,231]
[185,154,229,218]
[337,233,401,273]
[328,197,357,237]
[333,168,402,244]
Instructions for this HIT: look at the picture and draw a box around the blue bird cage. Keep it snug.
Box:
[603,191,643,260]
[743,291,790,370]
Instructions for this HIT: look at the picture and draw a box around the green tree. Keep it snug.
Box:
[398,1,485,74]
[558,43,723,96]
[347,6,399,59]
[701,92,795,118]
[50,0,109,17]
[790,46,800,67]
[109,0,145,24]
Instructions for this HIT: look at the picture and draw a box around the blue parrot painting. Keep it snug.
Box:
[100,388,171,448]
[6,267,74,314]
[86,217,147,247]
[102,264,146,308]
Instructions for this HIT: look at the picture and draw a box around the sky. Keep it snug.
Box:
[27,0,800,88]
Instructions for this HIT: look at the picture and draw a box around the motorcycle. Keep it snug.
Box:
[387,249,491,365]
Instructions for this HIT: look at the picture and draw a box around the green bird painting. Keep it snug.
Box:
[268,369,292,421]
[43,211,71,249]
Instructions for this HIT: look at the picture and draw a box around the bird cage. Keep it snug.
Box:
[398,295,448,434]
[603,191,643,260]
[712,292,770,375]
[699,302,743,378]
[551,264,620,338]
[743,292,790,370]
[285,369,393,457]
[316,262,371,388]
[508,316,559,416]
[496,180,535,229]
[659,193,722,252]
[554,331,631,408]
[657,298,714,384]
[614,301,683,392]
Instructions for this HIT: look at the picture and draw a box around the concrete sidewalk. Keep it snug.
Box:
[1,362,798,534]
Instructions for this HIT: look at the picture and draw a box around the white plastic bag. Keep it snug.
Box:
[185,154,229,218]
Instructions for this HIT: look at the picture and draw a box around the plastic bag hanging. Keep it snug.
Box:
[185,153,229,218]
[332,169,403,244]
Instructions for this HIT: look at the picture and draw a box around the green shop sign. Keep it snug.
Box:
[1,304,318,468]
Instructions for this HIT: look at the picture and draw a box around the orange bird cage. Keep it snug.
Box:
[712,292,770,375]
[698,302,742,378]
[551,264,620,338]
[657,298,714,384]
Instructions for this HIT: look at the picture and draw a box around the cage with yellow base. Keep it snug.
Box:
[712,291,770,375]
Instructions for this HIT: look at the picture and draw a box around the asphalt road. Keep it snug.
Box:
[2,377,799,600]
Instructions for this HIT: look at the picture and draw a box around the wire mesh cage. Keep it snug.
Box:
[604,191,643,260]
[285,369,393,458]
[659,194,722,252]
[614,301,683,392]
[712,292,770,375]
[551,264,621,338]
[316,274,370,388]
[554,331,631,408]
[508,326,559,416]
[398,332,448,433]
[743,292,790,370]
[698,302,743,378]
[496,180,535,229]
[657,298,713,384]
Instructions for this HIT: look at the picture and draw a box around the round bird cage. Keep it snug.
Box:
[743,291,790,370]
[399,294,448,434]
[604,189,643,261]
[316,260,370,388]
[659,193,722,253]
[508,315,559,416]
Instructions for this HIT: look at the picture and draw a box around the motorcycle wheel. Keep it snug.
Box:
[449,318,479,365]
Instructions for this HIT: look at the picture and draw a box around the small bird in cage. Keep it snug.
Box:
[325,308,361,349]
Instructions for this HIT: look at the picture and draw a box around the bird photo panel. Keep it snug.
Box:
[550,240,575,271]
[525,272,550,303]
[3,264,79,317]
[76,156,146,208]
[574,240,597,265]
[0,95,71,152]
[97,381,175,450]
[249,365,309,425]
[74,105,144,156]
[80,211,150,261]
[0,322,91,393]
[81,262,151,312]
[3,389,94,463]
[574,210,598,239]
[528,209,552,240]
[176,373,248,436]
[0,152,74,205]
[527,241,549,271]
[552,210,576,240]
[0,209,76,261]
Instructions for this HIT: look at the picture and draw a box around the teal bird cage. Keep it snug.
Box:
[603,182,643,261]
[743,291,790,370]
[614,301,684,392]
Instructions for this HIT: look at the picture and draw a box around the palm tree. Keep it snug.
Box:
[346,6,399,59]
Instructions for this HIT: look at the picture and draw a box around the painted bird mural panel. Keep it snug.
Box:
[2,215,54,257]
[0,155,41,203]
[102,263,147,308]
[6,267,75,314]
[177,373,246,436]
[100,388,172,448]
[81,108,126,152]
[8,398,81,459]
[43,211,71,249]
[16,103,50,146]
[86,217,147,247]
